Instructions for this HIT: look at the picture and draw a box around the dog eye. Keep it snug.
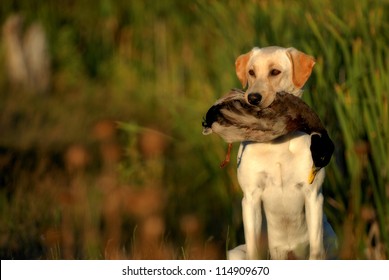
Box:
[248,69,256,77]
[270,69,281,76]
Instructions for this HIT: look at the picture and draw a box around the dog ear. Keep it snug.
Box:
[287,48,315,89]
[235,50,252,89]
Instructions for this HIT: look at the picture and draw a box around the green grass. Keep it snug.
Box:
[0,0,388,259]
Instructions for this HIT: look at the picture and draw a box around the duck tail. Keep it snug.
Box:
[202,117,213,135]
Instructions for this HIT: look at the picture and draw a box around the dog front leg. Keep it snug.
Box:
[242,189,263,259]
[304,187,325,259]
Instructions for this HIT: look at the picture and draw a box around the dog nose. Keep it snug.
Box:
[247,93,262,105]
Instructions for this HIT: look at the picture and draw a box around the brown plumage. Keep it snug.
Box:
[202,89,334,182]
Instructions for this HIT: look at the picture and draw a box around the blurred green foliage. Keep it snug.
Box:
[0,0,388,259]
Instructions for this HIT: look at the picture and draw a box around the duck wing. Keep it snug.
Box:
[272,92,326,135]
[203,89,289,143]
[273,92,335,168]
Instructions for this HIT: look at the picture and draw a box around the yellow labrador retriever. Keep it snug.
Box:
[228,46,337,260]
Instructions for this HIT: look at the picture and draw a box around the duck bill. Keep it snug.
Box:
[202,127,213,135]
[308,165,320,184]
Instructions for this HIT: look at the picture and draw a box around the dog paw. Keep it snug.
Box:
[227,245,247,260]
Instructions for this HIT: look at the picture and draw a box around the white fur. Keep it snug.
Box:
[228,46,337,260]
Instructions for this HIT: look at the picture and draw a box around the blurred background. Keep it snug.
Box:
[0,0,388,260]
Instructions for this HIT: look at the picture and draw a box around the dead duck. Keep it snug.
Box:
[202,88,334,183]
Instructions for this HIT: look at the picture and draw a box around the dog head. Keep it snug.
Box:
[235,46,315,108]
